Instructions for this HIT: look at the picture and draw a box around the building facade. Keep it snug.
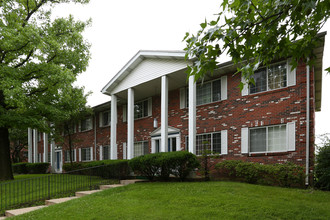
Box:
[29,33,325,184]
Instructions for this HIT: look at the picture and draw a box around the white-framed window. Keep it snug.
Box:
[99,111,110,127]
[102,145,110,160]
[180,76,227,109]
[134,141,149,157]
[64,123,76,135]
[185,130,228,156]
[241,122,296,154]
[64,149,76,162]
[81,147,91,161]
[134,99,149,119]
[79,117,92,132]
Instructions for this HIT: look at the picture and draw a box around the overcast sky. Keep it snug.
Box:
[52,0,330,141]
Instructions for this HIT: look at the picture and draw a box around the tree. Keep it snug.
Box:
[315,134,330,190]
[0,0,91,181]
[9,128,28,163]
[184,0,330,88]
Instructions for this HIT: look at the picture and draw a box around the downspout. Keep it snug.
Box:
[306,58,310,186]
[94,113,97,161]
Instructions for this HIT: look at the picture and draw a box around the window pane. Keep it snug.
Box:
[134,102,143,119]
[212,133,221,154]
[196,134,211,155]
[103,145,110,160]
[268,125,286,152]
[197,82,211,105]
[268,62,287,90]
[250,69,267,94]
[212,80,221,102]
[250,128,266,152]
[143,142,149,155]
[103,111,110,126]
[143,100,148,117]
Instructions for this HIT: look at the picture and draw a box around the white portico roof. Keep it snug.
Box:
[101,50,188,97]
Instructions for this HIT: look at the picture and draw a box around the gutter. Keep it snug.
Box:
[306,58,310,186]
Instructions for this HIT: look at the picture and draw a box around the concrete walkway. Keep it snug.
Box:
[1,179,147,218]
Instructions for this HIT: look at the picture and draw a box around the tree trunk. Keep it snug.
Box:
[0,127,14,181]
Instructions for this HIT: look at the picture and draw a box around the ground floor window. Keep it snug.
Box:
[186,132,222,155]
[134,141,149,157]
[81,147,91,161]
[64,150,75,162]
[102,145,110,160]
[250,124,286,153]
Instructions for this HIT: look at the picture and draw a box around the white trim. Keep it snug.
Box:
[287,59,296,86]
[221,130,228,155]
[33,129,38,163]
[90,147,93,161]
[161,75,168,152]
[148,97,152,117]
[180,87,186,109]
[78,148,81,162]
[43,133,48,163]
[28,128,32,163]
[221,75,228,100]
[241,74,249,96]
[123,142,127,160]
[241,127,249,154]
[123,105,127,122]
[99,146,103,160]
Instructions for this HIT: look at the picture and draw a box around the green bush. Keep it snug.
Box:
[129,151,200,181]
[12,162,29,174]
[63,160,130,179]
[26,163,50,174]
[215,160,305,188]
[315,143,330,190]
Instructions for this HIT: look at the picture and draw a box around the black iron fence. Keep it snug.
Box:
[0,164,123,216]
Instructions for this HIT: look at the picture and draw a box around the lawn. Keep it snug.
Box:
[0,174,118,215]
[10,181,330,220]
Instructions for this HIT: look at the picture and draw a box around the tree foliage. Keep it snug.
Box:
[0,0,91,180]
[184,0,330,88]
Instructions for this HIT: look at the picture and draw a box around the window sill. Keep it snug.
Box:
[79,129,93,133]
[247,85,294,97]
[248,151,290,157]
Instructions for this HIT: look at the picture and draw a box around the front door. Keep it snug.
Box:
[54,150,62,173]
[152,135,180,153]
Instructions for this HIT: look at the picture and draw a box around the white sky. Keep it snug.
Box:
[52,0,330,141]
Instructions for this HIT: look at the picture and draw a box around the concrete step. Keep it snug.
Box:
[100,184,124,190]
[0,216,7,219]
[5,205,46,217]
[45,196,78,206]
[120,179,148,185]
[75,190,102,198]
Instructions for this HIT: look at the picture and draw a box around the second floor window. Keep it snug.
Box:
[134,99,149,119]
[81,147,91,161]
[100,111,110,127]
[80,118,92,132]
[250,61,287,94]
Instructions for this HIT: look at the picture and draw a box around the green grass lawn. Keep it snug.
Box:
[10,181,330,220]
[0,174,118,215]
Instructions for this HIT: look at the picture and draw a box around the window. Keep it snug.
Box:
[81,147,91,161]
[100,111,110,127]
[250,62,287,94]
[186,131,225,156]
[134,141,149,157]
[102,145,110,160]
[80,118,92,132]
[183,77,225,108]
[250,124,287,153]
[134,100,149,119]
[64,150,76,162]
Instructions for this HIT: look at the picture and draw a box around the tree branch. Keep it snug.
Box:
[14,49,34,68]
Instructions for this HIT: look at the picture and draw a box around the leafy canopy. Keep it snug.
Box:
[0,0,91,132]
[184,0,330,88]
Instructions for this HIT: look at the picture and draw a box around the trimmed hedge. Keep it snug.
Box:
[129,151,200,181]
[12,162,29,174]
[215,160,305,188]
[63,160,130,179]
[12,162,49,174]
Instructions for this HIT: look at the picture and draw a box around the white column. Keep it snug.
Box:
[33,129,38,163]
[50,140,55,172]
[188,76,196,154]
[28,128,32,163]
[43,133,48,162]
[161,75,168,152]
[111,94,118,159]
[127,88,134,159]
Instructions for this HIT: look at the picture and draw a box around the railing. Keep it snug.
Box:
[0,164,121,216]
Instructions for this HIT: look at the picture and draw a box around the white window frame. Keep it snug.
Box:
[64,149,76,162]
[99,110,110,127]
[80,147,92,162]
[79,117,93,132]
[123,98,152,122]
[151,133,181,153]
[133,141,149,157]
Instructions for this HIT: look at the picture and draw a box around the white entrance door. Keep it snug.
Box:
[151,134,180,153]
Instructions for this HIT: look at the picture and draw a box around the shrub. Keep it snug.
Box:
[63,160,130,179]
[215,160,305,188]
[12,162,29,174]
[26,163,50,174]
[129,151,200,181]
[315,142,330,190]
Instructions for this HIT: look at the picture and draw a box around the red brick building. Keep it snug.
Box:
[29,33,325,185]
